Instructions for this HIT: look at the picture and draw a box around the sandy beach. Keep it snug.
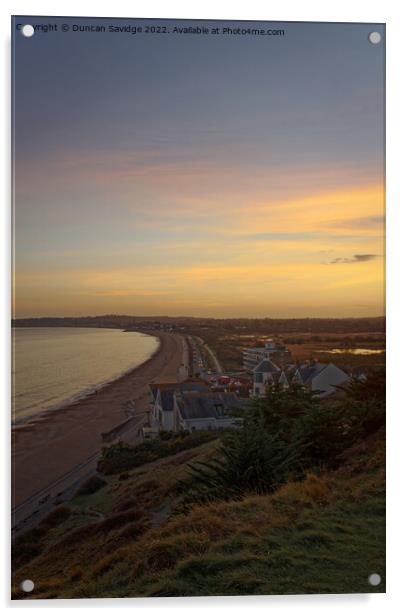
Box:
[12,331,187,508]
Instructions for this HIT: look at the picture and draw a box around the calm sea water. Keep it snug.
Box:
[12,328,160,423]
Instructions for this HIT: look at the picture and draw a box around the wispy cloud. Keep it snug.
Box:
[329,215,385,230]
[14,180,384,317]
[330,254,379,264]
[241,232,316,242]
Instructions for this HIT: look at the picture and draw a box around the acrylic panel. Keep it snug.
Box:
[11,16,385,599]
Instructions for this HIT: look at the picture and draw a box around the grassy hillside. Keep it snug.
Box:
[12,424,385,598]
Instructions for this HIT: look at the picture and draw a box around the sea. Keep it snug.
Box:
[12,327,160,424]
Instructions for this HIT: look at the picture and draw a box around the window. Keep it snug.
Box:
[214,403,224,416]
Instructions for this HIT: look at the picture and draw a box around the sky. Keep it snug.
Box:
[13,17,385,318]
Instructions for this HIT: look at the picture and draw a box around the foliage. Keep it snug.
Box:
[41,505,72,527]
[180,419,304,503]
[12,461,385,597]
[338,371,385,403]
[11,415,385,599]
[183,374,386,502]
[252,383,320,440]
[97,430,216,475]
[253,375,385,468]
[75,475,107,496]
[335,372,386,436]
[11,373,385,599]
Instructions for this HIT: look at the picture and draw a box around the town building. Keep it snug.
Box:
[242,339,291,371]
[174,391,244,432]
[252,360,350,398]
[149,379,243,433]
[252,359,288,396]
[289,362,350,397]
[149,379,209,431]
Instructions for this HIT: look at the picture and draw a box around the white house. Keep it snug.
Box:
[253,359,285,396]
[149,379,210,432]
[290,362,350,397]
[150,386,175,431]
[252,360,350,398]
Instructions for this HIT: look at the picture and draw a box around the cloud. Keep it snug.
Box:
[330,254,379,264]
[329,215,385,230]
[241,232,316,242]
[89,290,171,298]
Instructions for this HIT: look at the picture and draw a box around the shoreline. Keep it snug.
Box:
[12,330,187,508]
[12,330,162,428]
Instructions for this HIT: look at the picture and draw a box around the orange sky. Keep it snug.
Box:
[14,20,385,318]
[14,181,384,318]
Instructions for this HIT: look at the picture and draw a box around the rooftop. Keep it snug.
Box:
[177,392,243,421]
[298,362,327,384]
[253,359,281,374]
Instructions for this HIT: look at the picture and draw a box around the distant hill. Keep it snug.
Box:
[12,315,385,334]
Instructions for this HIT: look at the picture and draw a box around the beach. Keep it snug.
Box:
[12,331,187,508]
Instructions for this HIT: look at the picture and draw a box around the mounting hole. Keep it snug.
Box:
[21,579,34,592]
[368,31,381,45]
[21,24,35,38]
[368,573,381,586]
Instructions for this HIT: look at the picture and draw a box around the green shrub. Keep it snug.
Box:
[183,375,386,504]
[251,376,386,468]
[75,474,107,496]
[97,431,216,475]
[41,506,72,527]
[182,422,304,503]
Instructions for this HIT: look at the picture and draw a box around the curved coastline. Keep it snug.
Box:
[12,330,186,508]
[12,330,161,428]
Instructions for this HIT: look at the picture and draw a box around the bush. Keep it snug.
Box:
[41,506,72,527]
[97,431,216,475]
[252,377,386,468]
[75,474,107,496]
[183,375,386,504]
[182,421,304,503]
[336,372,385,437]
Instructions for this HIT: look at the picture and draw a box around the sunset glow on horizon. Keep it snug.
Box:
[13,19,385,318]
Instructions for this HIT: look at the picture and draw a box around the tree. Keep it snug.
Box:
[182,417,304,503]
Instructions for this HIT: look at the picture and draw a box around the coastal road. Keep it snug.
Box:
[12,331,188,537]
[188,335,223,379]
[203,341,223,373]
[12,412,148,537]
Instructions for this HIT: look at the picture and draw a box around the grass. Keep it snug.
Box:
[65,486,385,598]
[11,438,220,590]
[113,492,385,597]
[11,429,385,599]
